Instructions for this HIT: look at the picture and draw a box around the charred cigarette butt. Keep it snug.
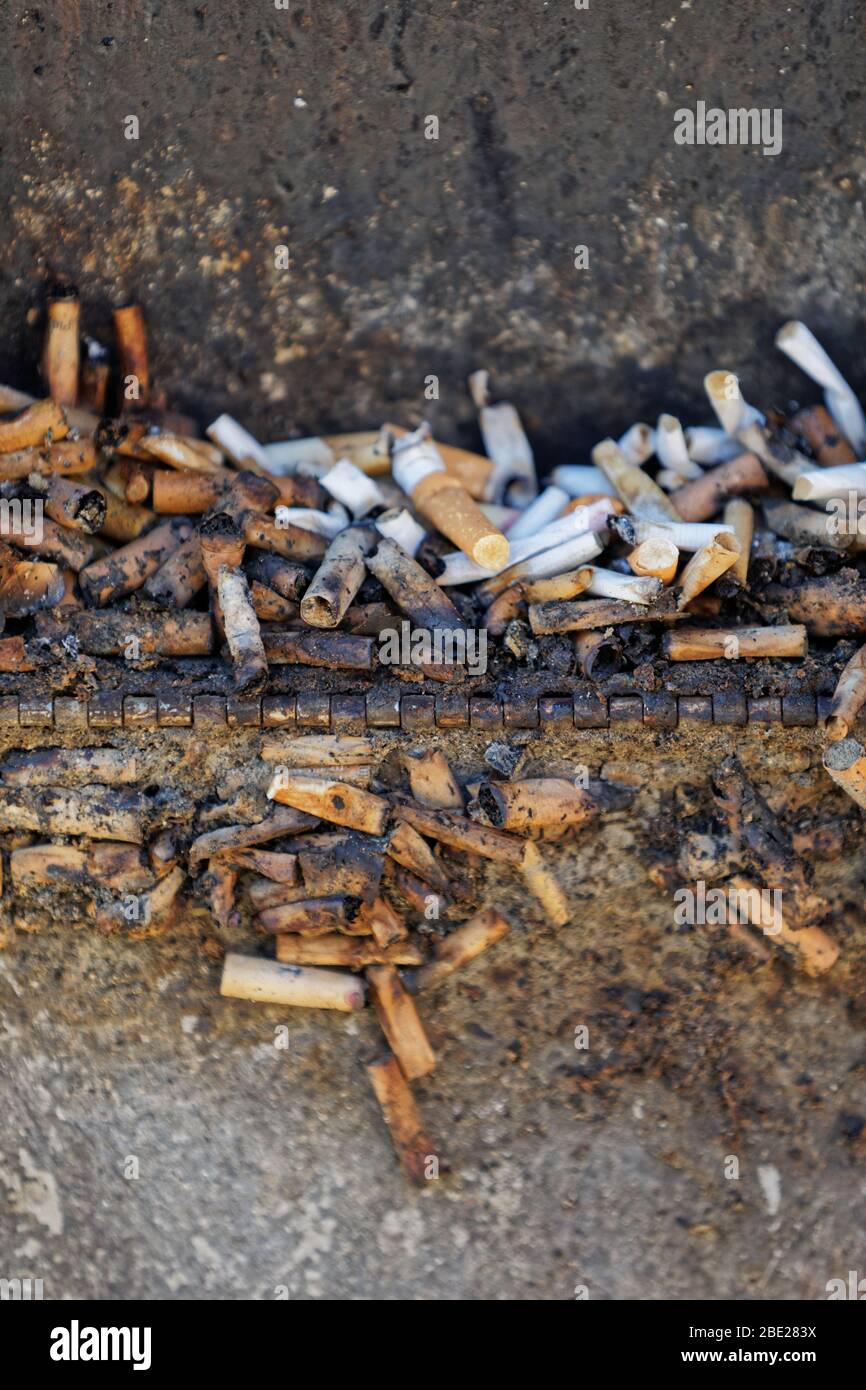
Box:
[391,427,509,569]
[472,778,598,833]
[4,512,93,571]
[43,608,213,657]
[79,338,110,415]
[143,534,207,607]
[295,832,384,900]
[728,875,839,977]
[387,821,450,893]
[391,795,524,865]
[244,550,310,602]
[790,404,856,466]
[412,907,510,991]
[204,861,238,932]
[220,952,365,1011]
[188,807,320,868]
[249,580,296,622]
[41,285,80,407]
[528,589,681,635]
[360,897,408,949]
[523,566,593,604]
[0,746,139,787]
[217,565,268,695]
[0,785,145,842]
[140,433,225,475]
[723,499,753,586]
[484,584,524,635]
[677,532,740,609]
[0,543,64,617]
[776,321,866,456]
[823,737,866,808]
[113,303,150,408]
[269,773,389,835]
[826,643,866,741]
[367,965,435,1080]
[762,497,853,551]
[299,524,376,628]
[468,370,537,504]
[663,624,807,661]
[262,630,373,670]
[670,452,767,521]
[574,628,623,678]
[365,1053,439,1185]
[521,840,569,925]
[0,439,96,482]
[628,537,679,584]
[79,517,191,605]
[0,399,69,453]
[93,476,157,543]
[0,634,37,670]
[592,438,681,522]
[38,475,107,533]
[241,510,327,564]
[402,749,463,810]
[260,734,374,767]
[200,513,246,582]
[215,848,298,882]
[367,537,467,632]
[277,935,424,968]
[257,895,363,936]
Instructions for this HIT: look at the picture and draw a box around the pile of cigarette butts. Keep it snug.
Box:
[3,288,866,1179]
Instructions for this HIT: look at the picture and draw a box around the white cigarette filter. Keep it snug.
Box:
[776,321,866,455]
[468,369,537,503]
[321,457,386,517]
[617,423,656,467]
[262,437,335,472]
[220,952,366,1011]
[274,507,346,538]
[550,465,610,496]
[585,566,663,605]
[375,507,426,556]
[478,503,521,528]
[436,497,611,585]
[481,530,605,595]
[506,485,570,540]
[792,464,866,502]
[685,426,744,465]
[704,372,764,436]
[206,414,270,470]
[656,415,702,480]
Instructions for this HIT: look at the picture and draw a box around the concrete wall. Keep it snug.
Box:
[1,1,864,465]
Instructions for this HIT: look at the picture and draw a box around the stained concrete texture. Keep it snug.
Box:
[0,3,865,463]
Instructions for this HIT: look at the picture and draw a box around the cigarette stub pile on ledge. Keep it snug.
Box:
[1,288,865,1180]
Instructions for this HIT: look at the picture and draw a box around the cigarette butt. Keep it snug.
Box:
[472,778,599,833]
[506,485,570,541]
[277,937,424,968]
[4,512,93,571]
[762,497,853,551]
[401,749,463,810]
[823,736,866,808]
[0,440,96,482]
[39,475,107,533]
[776,320,866,455]
[206,413,270,470]
[42,286,80,407]
[790,404,856,466]
[723,499,753,585]
[655,414,702,479]
[592,438,681,522]
[392,428,510,568]
[269,773,389,835]
[204,861,238,932]
[484,584,524,635]
[663,624,807,661]
[299,524,376,627]
[628,537,679,584]
[0,399,69,453]
[320,457,385,517]
[412,907,510,991]
[523,567,593,604]
[220,952,365,1011]
[0,546,64,617]
[617,422,656,467]
[550,465,610,495]
[365,1053,439,1185]
[241,510,328,564]
[188,808,319,867]
[215,849,297,882]
[391,794,524,864]
[468,372,537,504]
[151,470,225,513]
[436,498,609,586]
[574,628,623,678]
[143,535,207,607]
[140,434,225,474]
[792,464,866,502]
[0,383,95,435]
[521,840,570,924]
[93,477,157,543]
[262,629,373,670]
[360,897,408,949]
[728,875,839,977]
[244,550,310,602]
[79,518,191,606]
[385,861,451,916]
[217,565,268,696]
[295,832,384,900]
[684,426,743,465]
[387,821,450,893]
[248,579,296,622]
[375,506,427,557]
[0,746,141,786]
[367,965,436,1080]
[258,895,363,936]
[79,338,110,415]
[368,537,467,632]
[826,643,866,741]
[114,303,150,407]
[586,566,663,605]
[0,785,145,842]
[475,530,604,605]
[528,589,682,635]
[561,493,625,515]
[260,735,374,767]
[670,453,768,521]
[677,532,740,609]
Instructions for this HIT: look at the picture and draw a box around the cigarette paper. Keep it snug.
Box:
[375,506,426,557]
[656,415,702,479]
[42,286,80,407]
[670,453,767,521]
[663,624,807,661]
[218,565,268,695]
[617,423,656,467]
[320,457,385,518]
[365,1053,438,1185]
[269,773,389,835]
[436,498,609,585]
[723,499,754,586]
[206,414,270,470]
[506,486,570,541]
[412,907,510,991]
[220,952,365,1011]
[792,465,866,502]
[79,518,191,605]
[475,530,605,605]
[627,537,679,584]
[776,320,866,455]
[826,642,866,740]
[728,875,838,977]
[677,532,740,608]
[585,566,663,605]
[593,438,681,522]
[550,465,610,496]
[391,427,509,569]
[468,370,537,504]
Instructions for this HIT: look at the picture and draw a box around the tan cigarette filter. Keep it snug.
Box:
[365,1053,438,1184]
[791,404,856,466]
[402,749,463,810]
[523,567,593,604]
[823,737,866,809]
[628,537,679,584]
[677,532,740,609]
[42,288,80,407]
[269,772,390,835]
[0,399,69,453]
[521,840,570,925]
[826,642,866,740]
[723,499,753,586]
[79,518,191,606]
[152,469,225,513]
[41,476,107,533]
[276,935,424,968]
[367,965,436,1080]
[114,303,150,406]
[220,952,366,1011]
[474,778,599,833]
[592,438,681,522]
[414,907,510,991]
[728,877,839,977]
[670,453,767,522]
[663,624,807,661]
